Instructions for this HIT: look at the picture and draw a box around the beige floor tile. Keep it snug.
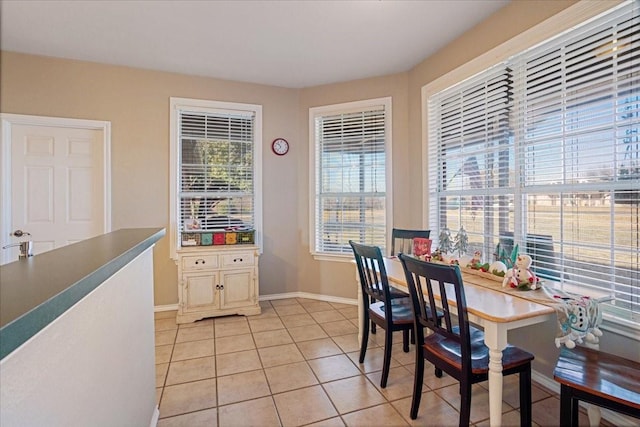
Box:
[159,378,217,418]
[252,329,293,348]
[366,365,415,401]
[218,396,281,427]
[342,403,409,427]
[287,324,329,342]
[172,338,215,361]
[216,349,263,376]
[273,385,339,427]
[338,306,359,320]
[156,344,173,364]
[434,382,513,424]
[392,390,461,427]
[297,337,343,360]
[279,313,317,328]
[214,319,250,338]
[248,306,279,319]
[476,375,552,409]
[157,407,218,427]
[264,361,318,394]
[156,362,169,388]
[258,343,304,367]
[390,343,415,365]
[475,409,542,427]
[420,363,457,391]
[273,303,307,316]
[531,396,591,427]
[347,347,401,374]
[259,300,273,309]
[308,354,362,383]
[321,320,359,337]
[329,302,355,310]
[156,329,177,346]
[311,310,347,323]
[270,298,300,307]
[165,356,216,386]
[248,317,286,333]
[305,417,346,427]
[216,369,271,406]
[301,301,336,312]
[176,325,214,343]
[323,375,387,414]
[332,333,378,353]
[155,317,179,332]
[156,387,163,405]
[215,333,255,354]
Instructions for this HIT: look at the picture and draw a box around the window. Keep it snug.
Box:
[310,98,392,258]
[427,1,640,323]
[169,98,262,257]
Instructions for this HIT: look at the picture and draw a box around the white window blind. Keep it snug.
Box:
[178,109,256,232]
[429,1,640,322]
[312,101,389,255]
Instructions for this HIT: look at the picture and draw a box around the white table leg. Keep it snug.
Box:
[483,323,508,427]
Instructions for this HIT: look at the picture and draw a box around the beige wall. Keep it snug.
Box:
[0,52,300,305]
[0,0,584,307]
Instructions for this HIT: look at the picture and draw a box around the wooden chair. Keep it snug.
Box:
[398,254,534,426]
[350,240,413,388]
[554,346,640,426]
[369,228,430,340]
[390,228,431,257]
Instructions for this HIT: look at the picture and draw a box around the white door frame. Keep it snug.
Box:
[0,114,112,264]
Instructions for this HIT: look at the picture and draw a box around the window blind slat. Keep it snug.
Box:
[429,1,640,322]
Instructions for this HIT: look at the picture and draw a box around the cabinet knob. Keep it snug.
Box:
[233,257,243,263]
[195,258,205,265]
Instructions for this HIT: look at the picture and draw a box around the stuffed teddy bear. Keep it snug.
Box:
[502,254,540,290]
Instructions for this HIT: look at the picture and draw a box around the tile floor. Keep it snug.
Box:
[155,298,601,427]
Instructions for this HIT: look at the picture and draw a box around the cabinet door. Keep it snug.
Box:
[183,271,220,312]
[220,269,254,309]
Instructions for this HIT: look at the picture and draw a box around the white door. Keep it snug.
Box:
[1,115,111,264]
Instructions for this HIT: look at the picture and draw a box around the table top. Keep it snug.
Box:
[383,257,555,323]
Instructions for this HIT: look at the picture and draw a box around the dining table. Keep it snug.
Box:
[355,256,557,427]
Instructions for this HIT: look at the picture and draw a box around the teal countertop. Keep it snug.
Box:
[0,228,165,360]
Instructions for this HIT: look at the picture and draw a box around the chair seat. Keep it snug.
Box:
[389,287,409,299]
[424,326,534,374]
[554,346,640,411]
[369,299,414,324]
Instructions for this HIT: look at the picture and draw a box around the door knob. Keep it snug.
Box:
[12,230,31,238]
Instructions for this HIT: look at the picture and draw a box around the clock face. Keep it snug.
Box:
[272,138,289,155]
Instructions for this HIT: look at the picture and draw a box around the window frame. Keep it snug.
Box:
[309,97,393,261]
[422,0,639,332]
[169,97,263,259]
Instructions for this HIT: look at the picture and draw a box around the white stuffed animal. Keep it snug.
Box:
[554,297,603,348]
[502,254,540,290]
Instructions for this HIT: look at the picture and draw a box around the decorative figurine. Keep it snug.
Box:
[502,254,541,290]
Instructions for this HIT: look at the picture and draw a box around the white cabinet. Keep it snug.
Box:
[176,246,260,324]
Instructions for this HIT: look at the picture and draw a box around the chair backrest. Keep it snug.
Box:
[390,228,431,256]
[398,254,473,371]
[350,240,393,309]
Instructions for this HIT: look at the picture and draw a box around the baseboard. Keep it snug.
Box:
[532,369,635,426]
[154,304,178,312]
[259,291,357,306]
[149,405,159,427]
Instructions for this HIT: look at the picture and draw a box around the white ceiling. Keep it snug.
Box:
[0,0,509,89]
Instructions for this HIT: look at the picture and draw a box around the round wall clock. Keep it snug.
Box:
[271,138,289,156]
